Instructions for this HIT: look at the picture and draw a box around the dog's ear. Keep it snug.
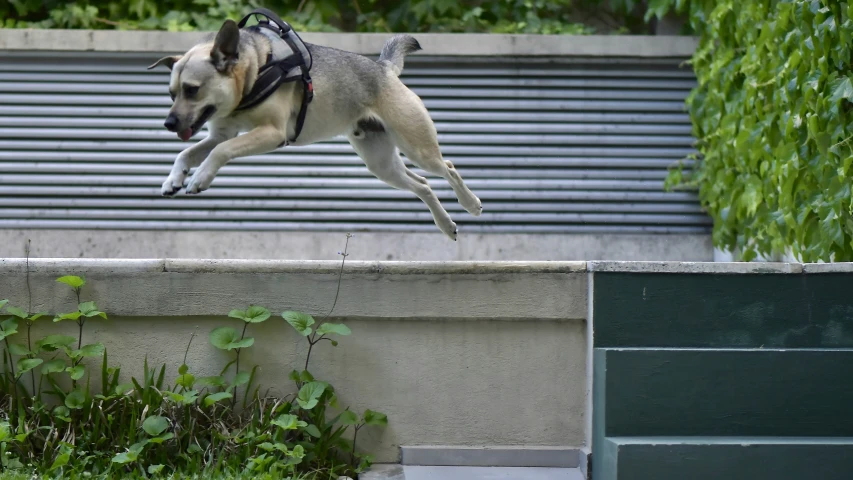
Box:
[147,55,182,71]
[211,19,240,73]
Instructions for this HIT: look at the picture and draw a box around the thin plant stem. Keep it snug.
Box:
[25,240,36,395]
[233,322,249,407]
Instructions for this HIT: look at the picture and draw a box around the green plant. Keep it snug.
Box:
[1,0,654,34]
[0,235,387,478]
[658,0,853,262]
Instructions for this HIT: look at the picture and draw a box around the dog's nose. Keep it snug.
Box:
[164,114,179,132]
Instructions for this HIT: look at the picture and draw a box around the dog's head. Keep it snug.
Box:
[148,20,244,141]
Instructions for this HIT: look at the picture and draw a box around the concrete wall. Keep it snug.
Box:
[0,231,715,262]
[0,258,589,463]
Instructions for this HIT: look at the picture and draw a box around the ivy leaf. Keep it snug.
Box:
[76,343,105,358]
[229,305,271,323]
[231,371,250,389]
[296,381,327,410]
[57,276,85,289]
[142,415,169,436]
[0,318,18,340]
[271,414,305,431]
[54,311,81,323]
[315,323,351,336]
[36,335,76,352]
[830,77,853,103]
[282,311,315,336]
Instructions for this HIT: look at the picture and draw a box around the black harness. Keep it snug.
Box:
[234,8,313,143]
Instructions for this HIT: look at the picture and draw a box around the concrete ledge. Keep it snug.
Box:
[0,29,698,57]
[587,261,804,274]
[401,446,580,467]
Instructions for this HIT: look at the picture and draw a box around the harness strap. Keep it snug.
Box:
[234,8,313,143]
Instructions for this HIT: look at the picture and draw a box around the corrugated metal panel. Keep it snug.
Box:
[0,51,707,234]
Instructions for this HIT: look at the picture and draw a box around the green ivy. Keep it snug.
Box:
[658,0,853,262]
[1,0,651,34]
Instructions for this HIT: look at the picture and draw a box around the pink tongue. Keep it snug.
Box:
[178,129,192,142]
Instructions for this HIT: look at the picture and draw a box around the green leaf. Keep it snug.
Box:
[17,357,43,375]
[67,365,85,381]
[177,372,196,389]
[148,465,165,475]
[296,381,326,410]
[339,409,359,426]
[142,415,169,436]
[77,343,105,358]
[316,323,351,336]
[362,409,388,426]
[231,371,250,388]
[197,375,227,388]
[148,432,174,444]
[111,440,147,464]
[209,327,253,350]
[282,311,315,336]
[65,390,86,410]
[57,275,85,289]
[271,414,306,431]
[42,359,67,375]
[830,76,853,103]
[54,311,81,323]
[8,342,32,356]
[115,383,135,395]
[0,318,18,339]
[229,305,271,323]
[203,391,233,407]
[78,301,107,319]
[50,452,70,471]
[303,424,322,438]
[36,335,76,351]
[0,300,7,310]
[5,306,27,319]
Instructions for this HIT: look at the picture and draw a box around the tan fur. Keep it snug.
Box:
[153,20,482,240]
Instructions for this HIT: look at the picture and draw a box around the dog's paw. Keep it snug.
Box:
[184,167,215,195]
[437,218,458,241]
[461,195,483,217]
[161,173,186,197]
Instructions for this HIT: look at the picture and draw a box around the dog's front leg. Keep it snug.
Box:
[162,127,235,196]
[185,126,286,194]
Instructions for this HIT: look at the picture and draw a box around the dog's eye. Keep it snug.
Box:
[184,85,200,98]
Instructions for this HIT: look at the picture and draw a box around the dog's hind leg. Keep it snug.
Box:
[349,130,458,240]
[374,83,483,217]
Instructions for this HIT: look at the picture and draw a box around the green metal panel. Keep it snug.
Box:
[597,347,853,437]
[604,437,853,480]
[593,273,853,348]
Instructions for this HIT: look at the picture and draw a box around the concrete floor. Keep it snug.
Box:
[363,465,585,480]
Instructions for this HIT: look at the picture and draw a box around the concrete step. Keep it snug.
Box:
[596,436,853,480]
[364,464,585,480]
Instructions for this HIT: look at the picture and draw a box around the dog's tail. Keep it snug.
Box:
[378,34,422,77]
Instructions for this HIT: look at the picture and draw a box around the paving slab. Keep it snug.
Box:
[363,465,584,480]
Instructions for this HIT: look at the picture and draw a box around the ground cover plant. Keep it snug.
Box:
[0,236,385,479]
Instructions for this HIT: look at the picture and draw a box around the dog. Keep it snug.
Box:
[147,17,482,240]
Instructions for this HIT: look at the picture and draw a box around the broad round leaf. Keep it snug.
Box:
[5,306,27,319]
[65,390,87,410]
[244,305,271,323]
[78,343,105,358]
[362,409,388,426]
[67,365,85,381]
[142,415,169,436]
[209,327,239,350]
[36,335,76,352]
[148,465,165,475]
[8,342,32,356]
[17,358,43,374]
[203,391,233,407]
[282,311,315,336]
[0,318,18,339]
[41,359,67,375]
[339,410,359,426]
[296,381,327,410]
[316,323,351,336]
[303,424,322,438]
[197,375,227,388]
[79,301,107,319]
[54,311,81,323]
[56,276,85,289]
[271,414,300,430]
[231,371,250,388]
[0,300,7,310]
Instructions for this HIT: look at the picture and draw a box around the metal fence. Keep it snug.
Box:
[0,50,708,234]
